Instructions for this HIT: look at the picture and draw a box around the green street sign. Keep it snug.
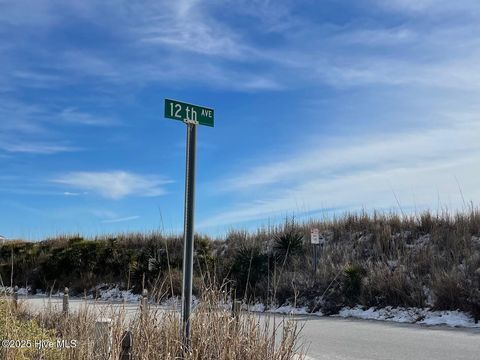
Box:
[164,99,214,127]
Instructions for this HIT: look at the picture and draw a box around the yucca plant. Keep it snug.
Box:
[273,227,304,267]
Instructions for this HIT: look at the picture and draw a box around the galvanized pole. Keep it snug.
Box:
[181,122,196,352]
[313,244,318,274]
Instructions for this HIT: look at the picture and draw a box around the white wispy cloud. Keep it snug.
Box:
[371,0,480,14]
[0,1,287,91]
[221,119,480,192]
[0,97,118,155]
[59,108,115,126]
[101,215,140,223]
[63,191,85,196]
[200,156,480,228]
[2,0,478,93]
[0,142,77,154]
[52,171,171,199]
[137,1,247,58]
[90,209,118,219]
[201,117,480,228]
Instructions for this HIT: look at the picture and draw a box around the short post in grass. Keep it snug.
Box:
[232,300,241,318]
[63,287,69,316]
[94,318,112,360]
[13,285,18,310]
[231,281,241,318]
[120,330,133,360]
[140,289,148,323]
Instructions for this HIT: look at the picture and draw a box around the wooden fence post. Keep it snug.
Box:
[63,287,69,316]
[140,289,148,323]
[231,300,242,318]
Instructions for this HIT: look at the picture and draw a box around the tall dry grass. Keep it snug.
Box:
[2,208,479,322]
[222,209,480,318]
[0,288,305,360]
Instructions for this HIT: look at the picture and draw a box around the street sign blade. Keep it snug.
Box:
[164,99,214,127]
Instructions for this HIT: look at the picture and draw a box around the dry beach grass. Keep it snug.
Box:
[0,289,305,360]
[2,209,480,315]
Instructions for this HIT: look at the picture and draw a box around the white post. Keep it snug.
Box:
[63,287,69,316]
[94,318,112,360]
[140,288,149,326]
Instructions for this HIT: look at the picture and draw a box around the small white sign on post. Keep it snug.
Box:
[311,228,320,244]
[311,228,326,245]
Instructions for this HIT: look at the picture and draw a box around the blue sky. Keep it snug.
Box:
[1,0,480,240]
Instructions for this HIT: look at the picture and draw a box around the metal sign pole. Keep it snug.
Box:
[165,99,213,354]
[181,121,196,352]
[311,228,319,275]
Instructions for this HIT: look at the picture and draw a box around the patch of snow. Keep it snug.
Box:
[0,286,29,296]
[97,286,140,303]
[248,303,266,312]
[160,296,182,310]
[247,303,318,315]
[338,306,480,328]
[420,311,479,327]
[17,287,28,296]
[268,305,310,315]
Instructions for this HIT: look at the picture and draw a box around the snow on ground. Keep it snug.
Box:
[160,296,182,309]
[157,295,200,310]
[0,285,141,302]
[247,303,316,316]
[247,302,479,328]
[247,303,266,312]
[338,306,480,328]
[268,305,310,315]
[97,286,140,303]
[0,286,29,296]
[420,310,479,327]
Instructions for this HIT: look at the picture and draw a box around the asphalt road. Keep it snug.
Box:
[288,314,480,360]
[22,297,480,360]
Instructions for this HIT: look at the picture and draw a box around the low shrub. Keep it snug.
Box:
[342,265,364,306]
[431,269,468,311]
[361,265,425,308]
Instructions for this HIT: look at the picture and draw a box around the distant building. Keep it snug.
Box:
[0,235,6,244]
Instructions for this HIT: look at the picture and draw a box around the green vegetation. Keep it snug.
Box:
[1,209,479,319]
[0,300,60,359]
